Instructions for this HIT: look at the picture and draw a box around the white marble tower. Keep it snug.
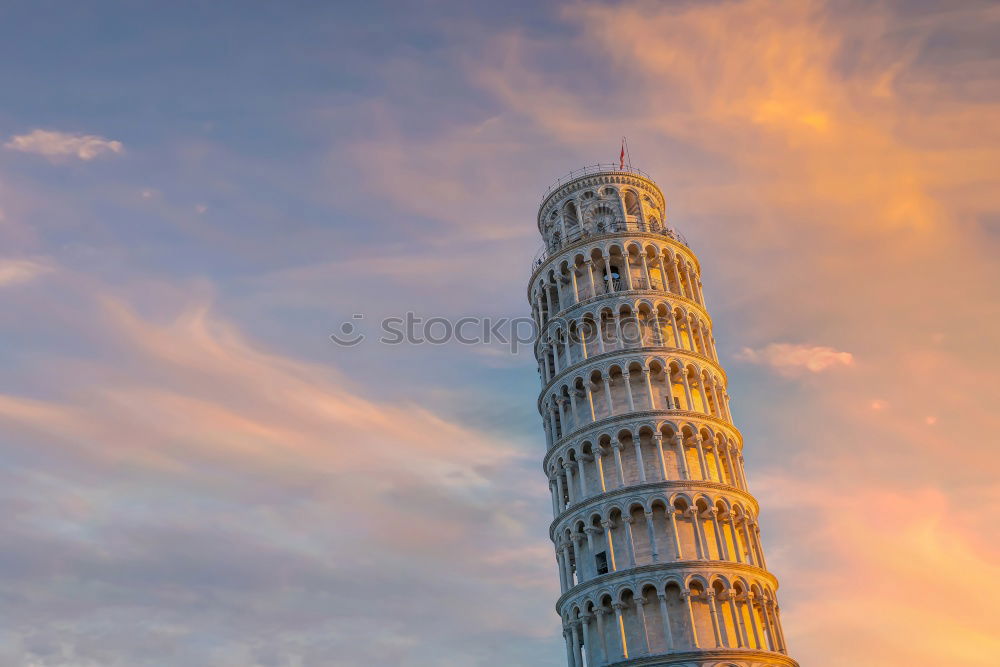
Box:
[529,165,797,667]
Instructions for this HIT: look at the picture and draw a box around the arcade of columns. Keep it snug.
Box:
[529,166,798,667]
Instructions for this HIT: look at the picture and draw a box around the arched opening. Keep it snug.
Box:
[713,579,738,648]
[607,365,627,415]
[668,362,688,411]
[636,303,657,347]
[688,580,714,649]
[663,581,687,649]
[572,520,590,582]
[580,439,601,496]
[647,360,667,411]
[674,309,692,350]
[687,365,707,413]
[564,201,579,229]
[624,190,641,217]
[587,203,616,234]
[653,303,673,347]
[628,501,652,564]
[564,447,579,506]
[695,497,720,560]
[731,581,754,648]
[649,499,671,562]
[618,305,639,349]
[699,427,721,480]
[604,248,626,292]
[732,505,753,565]
[659,424,683,480]
[673,497,695,560]
[686,425,710,481]
[608,507,629,572]
[750,584,775,651]
[597,594,617,661]
[619,589,643,658]
[639,583,666,654]
[618,426,642,486]
[716,499,738,561]
[701,373,719,418]
[597,434,617,491]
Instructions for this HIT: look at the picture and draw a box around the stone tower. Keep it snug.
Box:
[529,165,797,667]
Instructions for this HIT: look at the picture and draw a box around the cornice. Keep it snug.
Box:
[528,229,700,291]
[554,560,780,612]
[536,346,727,405]
[542,410,744,470]
[539,288,713,334]
[538,171,666,228]
[548,480,760,538]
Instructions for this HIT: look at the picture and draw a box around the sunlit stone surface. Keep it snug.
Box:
[529,165,798,667]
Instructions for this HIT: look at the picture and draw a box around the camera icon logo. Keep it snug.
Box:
[330,314,365,347]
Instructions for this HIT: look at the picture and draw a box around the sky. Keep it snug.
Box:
[0,0,998,665]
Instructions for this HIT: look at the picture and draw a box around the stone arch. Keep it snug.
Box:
[623,189,641,217]
[563,201,579,228]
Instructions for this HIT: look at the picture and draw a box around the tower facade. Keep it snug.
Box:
[529,165,797,667]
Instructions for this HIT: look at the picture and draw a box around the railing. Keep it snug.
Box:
[530,220,691,273]
[539,163,655,206]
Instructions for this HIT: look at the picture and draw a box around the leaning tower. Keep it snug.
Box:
[529,165,797,667]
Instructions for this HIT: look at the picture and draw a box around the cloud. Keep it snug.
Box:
[346,107,542,236]
[0,258,53,287]
[736,342,854,375]
[439,3,998,664]
[4,129,124,161]
[0,287,557,665]
[4,293,517,487]
[756,476,1000,666]
[0,1,997,665]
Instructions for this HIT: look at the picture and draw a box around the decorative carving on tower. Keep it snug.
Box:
[529,164,797,667]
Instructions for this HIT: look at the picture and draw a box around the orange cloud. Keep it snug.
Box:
[439,1,1000,663]
[756,477,1000,665]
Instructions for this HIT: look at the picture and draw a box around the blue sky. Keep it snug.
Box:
[0,1,998,665]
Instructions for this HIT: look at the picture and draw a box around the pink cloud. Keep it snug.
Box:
[0,288,559,662]
[4,295,517,488]
[736,342,854,375]
[4,129,124,162]
[0,257,53,287]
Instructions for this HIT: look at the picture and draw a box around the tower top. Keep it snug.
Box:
[536,164,666,233]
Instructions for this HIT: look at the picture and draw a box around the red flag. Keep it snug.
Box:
[619,142,625,169]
